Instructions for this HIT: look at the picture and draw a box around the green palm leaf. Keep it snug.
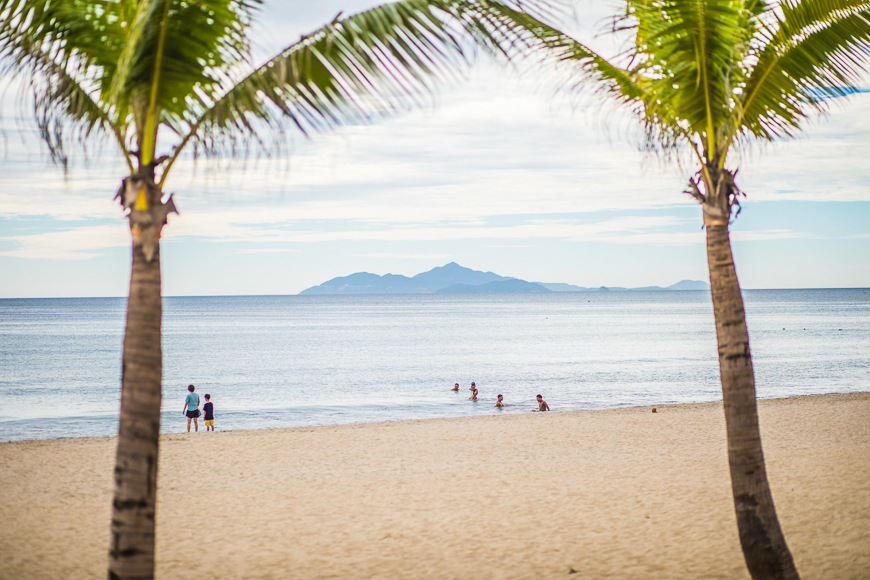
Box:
[161,0,572,179]
[4,0,574,181]
[627,0,762,157]
[551,0,870,164]
[0,0,124,169]
[739,0,870,142]
[104,0,161,109]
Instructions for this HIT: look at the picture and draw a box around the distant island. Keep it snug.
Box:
[299,263,709,295]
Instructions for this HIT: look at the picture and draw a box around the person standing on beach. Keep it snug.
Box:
[451,383,460,391]
[495,394,504,408]
[183,384,201,432]
[534,394,550,412]
[202,394,215,431]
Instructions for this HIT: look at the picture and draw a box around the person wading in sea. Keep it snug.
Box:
[533,394,549,412]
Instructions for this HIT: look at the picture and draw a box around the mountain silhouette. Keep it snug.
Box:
[299,263,709,295]
[412,262,511,288]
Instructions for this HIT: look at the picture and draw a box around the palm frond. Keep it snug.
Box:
[147,0,258,118]
[626,0,762,157]
[160,0,573,178]
[543,27,644,101]
[740,0,870,141]
[0,0,128,169]
[104,0,161,109]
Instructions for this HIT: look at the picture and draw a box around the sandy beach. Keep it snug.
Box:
[1,392,868,580]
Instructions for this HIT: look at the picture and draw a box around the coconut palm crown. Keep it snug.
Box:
[0,1,572,578]
[544,1,870,579]
[556,0,870,221]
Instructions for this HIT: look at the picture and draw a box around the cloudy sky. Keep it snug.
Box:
[1,0,868,298]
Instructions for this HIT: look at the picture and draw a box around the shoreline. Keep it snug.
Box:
[2,392,868,579]
[3,389,868,444]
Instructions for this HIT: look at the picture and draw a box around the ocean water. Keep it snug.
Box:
[1,290,868,442]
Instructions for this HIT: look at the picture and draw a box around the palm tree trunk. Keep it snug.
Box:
[706,223,799,580]
[109,241,162,580]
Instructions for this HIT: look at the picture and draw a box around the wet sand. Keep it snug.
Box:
[1,392,868,580]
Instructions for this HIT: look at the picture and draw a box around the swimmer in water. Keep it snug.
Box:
[469,388,479,401]
[451,383,460,391]
[495,394,504,408]
[533,394,550,412]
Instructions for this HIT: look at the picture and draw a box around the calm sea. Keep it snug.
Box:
[1,290,868,442]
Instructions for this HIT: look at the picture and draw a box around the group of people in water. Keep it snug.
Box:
[451,382,550,412]
[181,381,547,433]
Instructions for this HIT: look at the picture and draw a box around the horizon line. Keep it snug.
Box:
[2,287,869,300]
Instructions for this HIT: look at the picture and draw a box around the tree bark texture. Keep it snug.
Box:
[108,242,162,580]
[706,223,799,580]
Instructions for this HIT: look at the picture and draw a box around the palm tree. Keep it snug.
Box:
[541,0,870,578]
[0,1,572,578]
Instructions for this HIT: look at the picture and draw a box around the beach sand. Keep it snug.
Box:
[1,392,868,580]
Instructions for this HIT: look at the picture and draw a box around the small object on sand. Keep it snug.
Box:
[568,568,578,575]
[652,407,657,413]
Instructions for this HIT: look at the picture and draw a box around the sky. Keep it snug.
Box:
[0,0,868,298]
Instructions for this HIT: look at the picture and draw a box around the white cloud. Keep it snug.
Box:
[352,253,451,259]
[0,217,829,262]
[731,229,816,242]
[166,214,694,245]
[0,182,122,221]
[235,248,300,254]
[595,231,704,245]
[0,223,128,259]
